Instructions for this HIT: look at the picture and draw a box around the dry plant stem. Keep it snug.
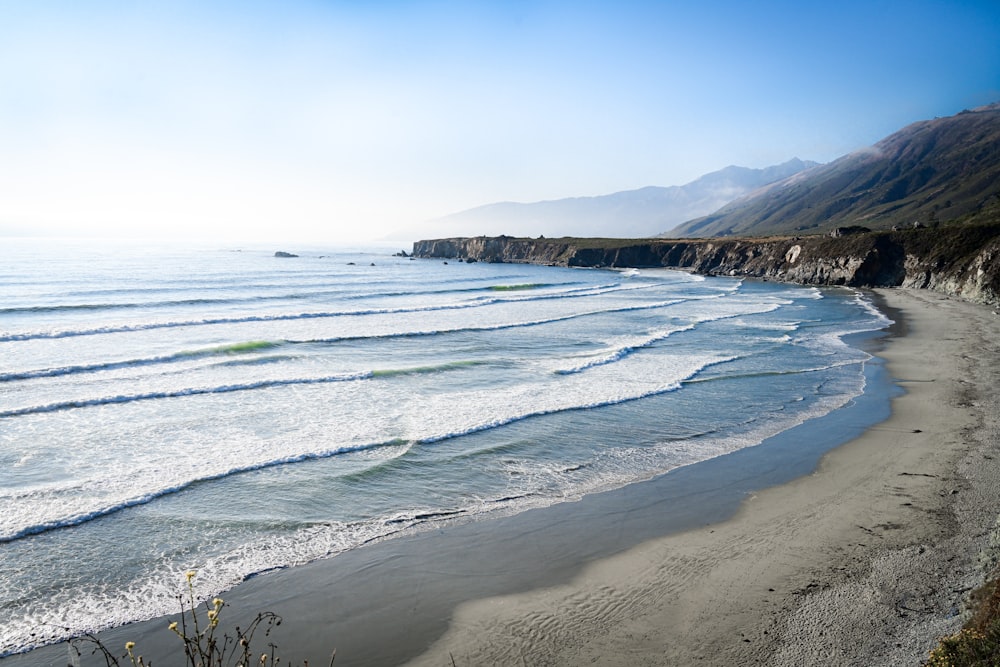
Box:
[67,571,321,667]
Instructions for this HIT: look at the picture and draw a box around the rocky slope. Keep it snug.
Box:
[669,103,1000,238]
[412,222,1000,307]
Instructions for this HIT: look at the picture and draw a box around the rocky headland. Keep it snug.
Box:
[412,222,1000,307]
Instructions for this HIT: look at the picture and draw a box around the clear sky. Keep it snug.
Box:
[1,0,998,242]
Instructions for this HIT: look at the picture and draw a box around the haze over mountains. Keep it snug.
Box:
[407,159,818,240]
[668,103,1000,238]
[409,103,1000,243]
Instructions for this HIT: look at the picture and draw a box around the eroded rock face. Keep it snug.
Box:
[412,226,1000,307]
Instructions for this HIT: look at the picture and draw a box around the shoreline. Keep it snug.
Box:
[4,288,998,666]
[409,288,1000,665]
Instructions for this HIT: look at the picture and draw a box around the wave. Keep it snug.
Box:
[20,279,586,310]
[542,298,786,376]
[299,298,690,344]
[2,290,780,388]
[733,320,801,332]
[0,438,414,544]
[341,281,572,300]
[371,360,486,377]
[0,359,489,419]
[0,372,371,419]
[0,303,481,342]
[385,508,466,525]
[0,340,285,382]
[553,324,697,375]
[487,283,550,291]
[60,281,355,298]
[0,354,736,542]
[682,358,866,386]
[0,358,870,659]
[0,282,648,342]
[210,355,297,368]
[198,340,281,355]
[852,291,894,328]
[0,296,294,315]
[417,355,739,445]
[0,297,694,382]
[477,281,652,302]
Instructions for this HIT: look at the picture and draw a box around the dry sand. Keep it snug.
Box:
[408,289,1000,666]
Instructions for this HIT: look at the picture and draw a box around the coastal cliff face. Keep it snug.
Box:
[412,225,1000,307]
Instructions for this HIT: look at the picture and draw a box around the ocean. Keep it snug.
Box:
[0,238,892,657]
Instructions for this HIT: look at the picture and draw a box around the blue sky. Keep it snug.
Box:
[1,1,998,242]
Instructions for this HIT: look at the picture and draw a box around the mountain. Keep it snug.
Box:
[406,159,818,240]
[669,103,1000,238]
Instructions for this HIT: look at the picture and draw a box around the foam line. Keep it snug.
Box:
[0,439,409,544]
[554,324,697,375]
[418,355,739,445]
[1,298,694,382]
[5,279,589,313]
[0,341,283,382]
[1,355,738,542]
[297,299,690,344]
[0,283,650,342]
[0,359,488,418]
[0,372,373,419]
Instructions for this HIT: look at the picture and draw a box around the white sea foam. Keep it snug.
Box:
[0,347,734,542]
[551,325,697,374]
[0,282,651,343]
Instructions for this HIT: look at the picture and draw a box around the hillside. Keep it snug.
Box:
[409,159,817,240]
[669,103,1000,238]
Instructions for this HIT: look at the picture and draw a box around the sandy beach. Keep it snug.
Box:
[406,288,1000,666]
[4,287,998,667]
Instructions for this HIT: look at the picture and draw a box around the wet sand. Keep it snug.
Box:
[6,288,999,666]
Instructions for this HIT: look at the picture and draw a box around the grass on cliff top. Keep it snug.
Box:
[485,235,792,247]
[509,236,683,247]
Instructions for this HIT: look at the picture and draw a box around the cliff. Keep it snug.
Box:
[412,223,1000,307]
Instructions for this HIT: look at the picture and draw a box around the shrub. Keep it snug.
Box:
[68,571,333,667]
[927,577,1000,666]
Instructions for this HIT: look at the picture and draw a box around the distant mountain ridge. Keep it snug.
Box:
[670,102,1000,237]
[415,158,818,239]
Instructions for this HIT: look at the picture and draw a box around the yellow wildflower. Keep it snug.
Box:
[207,610,217,621]
[185,570,196,582]
[125,641,135,651]
[213,597,224,607]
